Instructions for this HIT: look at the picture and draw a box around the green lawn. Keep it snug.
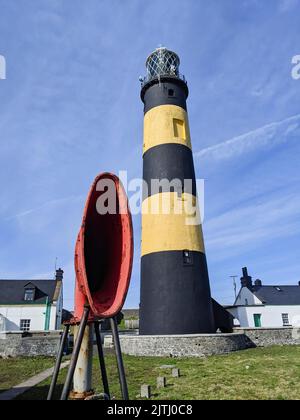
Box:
[0,357,55,393]
[13,346,300,400]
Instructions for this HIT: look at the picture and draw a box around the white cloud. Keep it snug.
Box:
[0,54,6,80]
[205,191,300,258]
[7,195,83,221]
[194,114,300,162]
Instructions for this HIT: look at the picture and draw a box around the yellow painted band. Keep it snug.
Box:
[141,192,205,256]
[143,105,192,154]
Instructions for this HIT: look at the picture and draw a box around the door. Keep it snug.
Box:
[254,314,262,328]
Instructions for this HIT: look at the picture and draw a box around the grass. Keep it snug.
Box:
[12,346,300,400]
[118,319,126,330]
[0,357,55,393]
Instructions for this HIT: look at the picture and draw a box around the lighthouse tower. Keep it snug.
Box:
[139,47,216,335]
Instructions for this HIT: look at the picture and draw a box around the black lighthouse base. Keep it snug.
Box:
[140,251,216,335]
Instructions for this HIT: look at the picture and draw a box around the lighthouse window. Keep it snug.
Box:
[168,89,175,97]
[183,250,193,266]
[173,119,186,139]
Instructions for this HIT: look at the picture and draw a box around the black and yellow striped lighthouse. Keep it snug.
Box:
[139,47,216,335]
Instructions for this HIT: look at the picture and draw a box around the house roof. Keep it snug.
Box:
[0,280,59,305]
[252,285,300,306]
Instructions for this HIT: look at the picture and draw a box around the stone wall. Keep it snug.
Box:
[122,309,139,320]
[119,333,254,358]
[125,319,140,330]
[118,328,300,358]
[0,331,61,358]
[2,327,298,359]
[234,327,300,347]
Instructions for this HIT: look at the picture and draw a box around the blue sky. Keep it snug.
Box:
[0,0,300,310]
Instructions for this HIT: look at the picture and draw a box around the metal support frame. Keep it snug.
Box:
[71,322,94,399]
[60,305,90,400]
[110,316,129,400]
[47,324,70,401]
[48,311,129,401]
[94,322,110,399]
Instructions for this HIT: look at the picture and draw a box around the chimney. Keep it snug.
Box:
[298,281,300,286]
[255,279,262,287]
[241,267,253,289]
[55,268,64,282]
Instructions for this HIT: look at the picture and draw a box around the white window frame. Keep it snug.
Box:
[20,319,31,332]
[282,313,290,327]
[24,288,35,301]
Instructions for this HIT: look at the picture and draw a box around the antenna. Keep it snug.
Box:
[230,275,238,300]
[54,257,58,276]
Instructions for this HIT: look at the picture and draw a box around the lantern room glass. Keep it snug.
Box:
[141,47,187,87]
[146,48,180,78]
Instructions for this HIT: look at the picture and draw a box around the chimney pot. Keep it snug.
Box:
[55,268,64,281]
[241,267,253,289]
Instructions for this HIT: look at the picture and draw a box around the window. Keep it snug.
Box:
[173,118,186,139]
[20,319,31,332]
[245,299,249,306]
[183,250,193,266]
[253,314,262,328]
[282,313,290,326]
[168,89,175,97]
[24,288,35,301]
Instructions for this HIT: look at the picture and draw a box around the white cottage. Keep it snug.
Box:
[0,269,64,332]
[227,267,300,328]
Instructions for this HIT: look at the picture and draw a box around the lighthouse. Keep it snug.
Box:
[139,47,216,335]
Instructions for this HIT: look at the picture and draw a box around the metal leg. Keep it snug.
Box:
[94,322,110,399]
[110,316,129,400]
[60,305,90,400]
[47,324,70,400]
[72,323,94,398]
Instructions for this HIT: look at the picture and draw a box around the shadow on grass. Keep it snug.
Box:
[16,385,64,401]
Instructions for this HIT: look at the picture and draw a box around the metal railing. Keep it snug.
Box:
[140,72,187,87]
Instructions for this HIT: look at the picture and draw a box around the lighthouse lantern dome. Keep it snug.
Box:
[141,47,186,87]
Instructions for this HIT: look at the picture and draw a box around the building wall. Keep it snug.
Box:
[235,287,262,306]
[55,288,63,329]
[0,313,5,332]
[229,305,300,328]
[0,304,59,332]
[49,291,63,330]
